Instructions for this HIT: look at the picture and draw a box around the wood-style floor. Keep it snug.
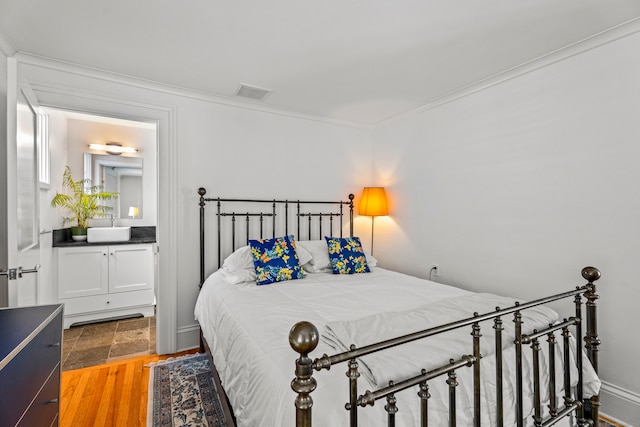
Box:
[60,350,196,427]
[62,351,625,427]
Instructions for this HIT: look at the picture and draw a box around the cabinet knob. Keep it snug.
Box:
[50,342,61,347]
[106,301,110,304]
[47,399,59,404]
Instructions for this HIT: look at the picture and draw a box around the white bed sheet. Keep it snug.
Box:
[194,268,600,427]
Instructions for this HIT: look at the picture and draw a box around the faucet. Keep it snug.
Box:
[110,214,117,227]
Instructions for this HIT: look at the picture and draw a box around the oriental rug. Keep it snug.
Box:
[148,353,230,426]
[146,354,621,427]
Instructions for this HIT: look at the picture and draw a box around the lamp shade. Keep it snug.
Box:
[359,187,389,216]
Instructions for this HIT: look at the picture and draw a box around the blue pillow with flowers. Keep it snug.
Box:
[325,236,370,274]
[248,235,306,285]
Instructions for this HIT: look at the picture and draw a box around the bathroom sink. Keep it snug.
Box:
[87,226,131,243]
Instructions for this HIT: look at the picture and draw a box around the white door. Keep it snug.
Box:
[1,58,41,307]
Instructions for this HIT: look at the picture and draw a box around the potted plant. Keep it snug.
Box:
[51,166,118,241]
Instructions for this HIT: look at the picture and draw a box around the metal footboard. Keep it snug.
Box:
[290,266,601,427]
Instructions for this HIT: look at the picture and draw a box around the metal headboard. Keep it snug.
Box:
[198,187,354,287]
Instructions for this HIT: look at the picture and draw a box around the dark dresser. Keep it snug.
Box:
[0,304,63,427]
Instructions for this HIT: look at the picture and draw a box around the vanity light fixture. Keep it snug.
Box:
[359,187,389,255]
[88,142,138,155]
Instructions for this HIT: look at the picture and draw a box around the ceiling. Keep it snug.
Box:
[1,1,639,125]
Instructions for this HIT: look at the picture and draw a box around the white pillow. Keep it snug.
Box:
[302,262,331,274]
[219,240,312,284]
[297,240,331,271]
[365,252,378,268]
[222,245,253,270]
[219,267,256,284]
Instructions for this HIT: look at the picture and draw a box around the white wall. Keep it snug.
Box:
[175,100,372,348]
[372,30,640,424]
[17,55,372,352]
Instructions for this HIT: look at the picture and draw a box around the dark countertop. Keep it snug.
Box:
[52,226,156,248]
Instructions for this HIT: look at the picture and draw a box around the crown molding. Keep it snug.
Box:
[12,15,640,129]
[378,17,640,126]
[0,25,16,57]
[14,52,371,130]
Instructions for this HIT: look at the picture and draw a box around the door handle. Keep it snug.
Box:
[18,264,41,278]
[0,269,15,279]
[0,264,40,280]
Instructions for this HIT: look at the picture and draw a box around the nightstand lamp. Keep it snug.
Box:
[359,187,389,255]
[128,206,139,220]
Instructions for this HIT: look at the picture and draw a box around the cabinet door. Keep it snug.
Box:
[58,246,108,299]
[108,244,153,293]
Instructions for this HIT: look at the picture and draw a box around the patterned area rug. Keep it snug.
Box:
[146,354,622,427]
[148,353,230,426]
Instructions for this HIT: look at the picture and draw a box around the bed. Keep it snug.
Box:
[194,188,602,427]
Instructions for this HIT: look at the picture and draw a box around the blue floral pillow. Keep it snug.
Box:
[325,236,370,274]
[248,235,305,285]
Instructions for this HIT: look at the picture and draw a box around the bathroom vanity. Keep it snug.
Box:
[53,227,156,328]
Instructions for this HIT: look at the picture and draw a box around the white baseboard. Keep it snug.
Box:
[600,380,640,426]
[176,323,201,353]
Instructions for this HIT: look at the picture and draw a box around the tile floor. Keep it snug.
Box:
[61,316,156,371]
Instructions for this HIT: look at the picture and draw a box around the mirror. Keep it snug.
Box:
[84,153,143,219]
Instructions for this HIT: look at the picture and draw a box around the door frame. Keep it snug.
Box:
[27,84,178,354]
[0,55,8,307]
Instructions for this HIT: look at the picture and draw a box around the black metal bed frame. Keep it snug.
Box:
[197,187,354,286]
[197,187,601,427]
[289,271,602,427]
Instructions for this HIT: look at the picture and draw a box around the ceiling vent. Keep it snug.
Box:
[235,83,272,101]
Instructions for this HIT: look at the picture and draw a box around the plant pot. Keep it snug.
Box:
[71,226,88,241]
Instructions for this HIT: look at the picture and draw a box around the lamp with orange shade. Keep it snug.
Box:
[359,187,388,255]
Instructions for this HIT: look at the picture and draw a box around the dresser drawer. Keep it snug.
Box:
[62,287,155,316]
[0,307,62,427]
[17,364,60,427]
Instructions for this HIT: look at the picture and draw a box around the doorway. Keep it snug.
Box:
[43,108,158,354]
[24,81,177,355]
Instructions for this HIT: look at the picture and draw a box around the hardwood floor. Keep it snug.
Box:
[62,352,624,427]
[60,350,197,427]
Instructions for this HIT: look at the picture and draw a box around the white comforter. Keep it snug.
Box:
[194,268,600,427]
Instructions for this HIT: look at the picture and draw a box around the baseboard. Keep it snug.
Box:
[176,323,201,352]
[600,380,640,426]
[600,413,633,427]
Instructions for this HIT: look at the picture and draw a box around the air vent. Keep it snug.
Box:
[235,84,272,101]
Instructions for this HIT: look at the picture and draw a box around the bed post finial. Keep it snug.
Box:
[290,321,319,427]
[581,266,600,283]
[581,266,601,424]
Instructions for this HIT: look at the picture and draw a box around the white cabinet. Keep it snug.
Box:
[56,243,155,328]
